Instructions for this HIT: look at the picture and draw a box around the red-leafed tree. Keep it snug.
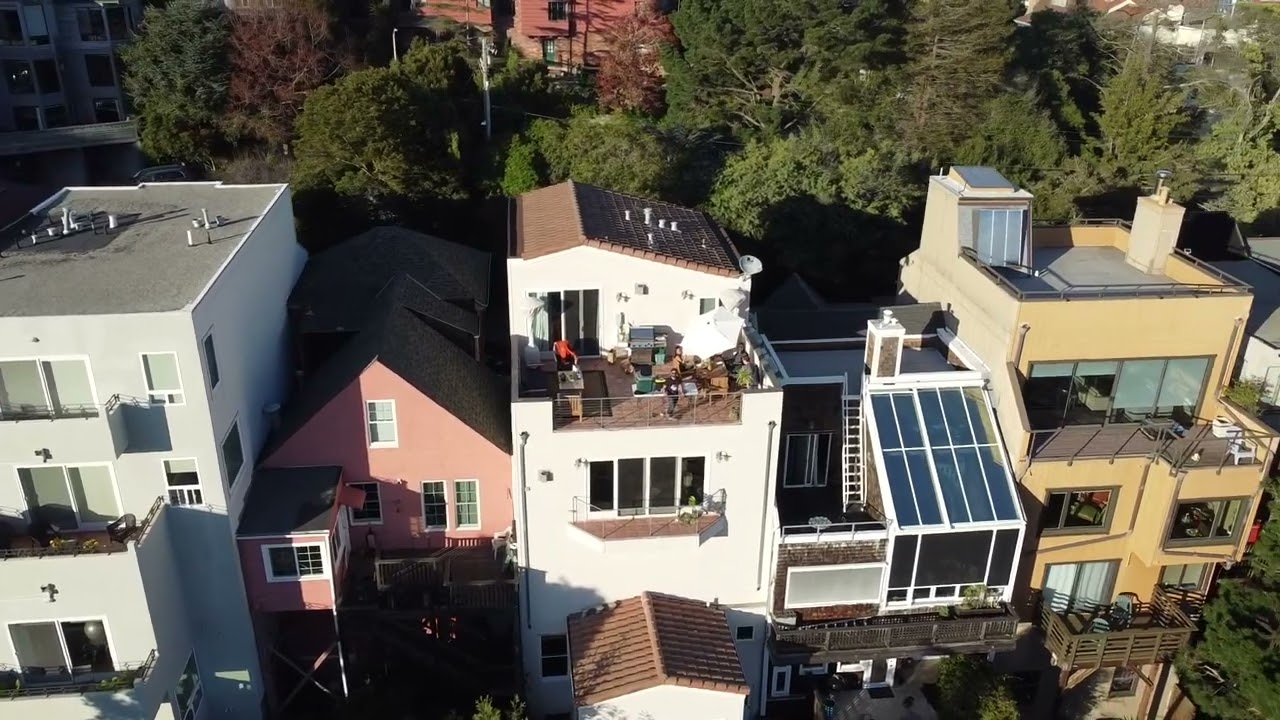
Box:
[227,2,346,146]
[596,0,674,115]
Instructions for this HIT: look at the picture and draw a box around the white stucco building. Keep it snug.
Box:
[0,182,306,720]
[506,182,785,719]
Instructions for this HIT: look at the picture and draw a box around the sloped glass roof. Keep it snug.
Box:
[869,386,1020,529]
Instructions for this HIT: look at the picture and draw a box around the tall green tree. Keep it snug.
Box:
[121,0,231,166]
[1088,43,1191,188]
[1013,8,1107,138]
[934,655,1019,720]
[524,113,678,197]
[1179,493,1280,720]
[291,40,473,203]
[903,0,1018,160]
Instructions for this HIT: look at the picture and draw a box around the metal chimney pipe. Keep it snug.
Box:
[201,208,210,229]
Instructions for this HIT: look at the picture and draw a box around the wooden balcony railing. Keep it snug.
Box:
[774,605,1020,656]
[1041,586,1196,670]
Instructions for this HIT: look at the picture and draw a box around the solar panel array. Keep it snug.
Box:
[870,386,1020,528]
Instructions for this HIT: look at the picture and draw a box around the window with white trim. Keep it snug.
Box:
[785,564,884,609]
[9,620,114,675]
[770,666,791,697]
[221,420,244,486]
[18,464,120,528]
[164,458,203,506]
[263,544,325,581]
[141,352,184,404]
[349,481,381,524]
[540,635,568,677]
[366,400,397,447]
[423,481,447,529]
[735,625,755,641]
[783,433,831,488]
[202,332,220,389]
[454,479,480,528]
[0,358,96,419]
[173,652,203,720]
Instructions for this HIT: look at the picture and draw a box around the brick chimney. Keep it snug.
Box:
[866,309,905,381]
[1125,183,1186,275]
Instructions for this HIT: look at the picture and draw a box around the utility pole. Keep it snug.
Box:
[479,36,493,141]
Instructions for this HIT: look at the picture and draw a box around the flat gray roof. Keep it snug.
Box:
[1004,246,1177,294]
[1210,259,1280,345]
[0,183,285,316]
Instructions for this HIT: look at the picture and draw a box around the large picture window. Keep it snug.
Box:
[0,358,95,419]
[886,529,1019,605]
[586,456,705,515]
[1167,498,1248,546]
[1023,357,1210,429]
[785,564,883,608]
[528,290,600,355]
[1042,489,1115,534]
[9,620,115,682]
[19,464,120,529]
[1042,560,1118,612]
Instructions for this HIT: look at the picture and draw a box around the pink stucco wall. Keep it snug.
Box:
[238,535,337,613]
[264,361,514,552]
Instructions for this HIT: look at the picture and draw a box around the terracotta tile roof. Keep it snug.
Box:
[514,181,742,277]
[567,592,750,706]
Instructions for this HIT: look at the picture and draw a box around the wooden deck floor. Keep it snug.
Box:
[1030,423,1261,468]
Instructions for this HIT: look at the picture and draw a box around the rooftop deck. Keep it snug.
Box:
[1041,586,1195,670]
[525,356,744,431]
[1029,420,1268,469]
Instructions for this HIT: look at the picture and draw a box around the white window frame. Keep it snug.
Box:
[163,458,204,506]
[798,663,831,676]
[454,479,481,529]
[139,352,185,405]
[422,480,448,530]
[782,433,831,488]
[734,625,755,642]
[784,562,884,609]
[261,543,328,583]
[348,481,382,525]
[770,666,792,697]
[586,455,708,517]
[201,330,220,390]
[173,652,204,720]
[366,400,398,448]
[6,617,119,676]
[15,462,123,530]
[0,355,100,419]
[220,419,244,487]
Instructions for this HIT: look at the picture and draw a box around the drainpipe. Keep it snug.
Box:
[757,420,778,591]
[518,431,532,630]
[1011,323,1032,371]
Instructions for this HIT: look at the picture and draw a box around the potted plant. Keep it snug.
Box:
[955,584,1005,616]
[735,366,755,390]
[678,496,704,525]
[80,538,100,552]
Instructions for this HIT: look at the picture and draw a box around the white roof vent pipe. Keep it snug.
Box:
[60,208,71,235]
[670,221,679,232]
[658,218,666,229]
[643,207,652,225]
[624,209,631,221]
[647,232,654,247]
[201,209,211,230]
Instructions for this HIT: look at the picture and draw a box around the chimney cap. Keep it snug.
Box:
[880,309,899,326]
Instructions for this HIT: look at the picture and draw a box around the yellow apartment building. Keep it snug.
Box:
[898,166,1277,717]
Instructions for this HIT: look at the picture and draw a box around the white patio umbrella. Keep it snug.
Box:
[681,306,745,359]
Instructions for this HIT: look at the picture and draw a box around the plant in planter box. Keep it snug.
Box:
[961,583,994,610]
[735,366,755,390]
[678,496,704,525]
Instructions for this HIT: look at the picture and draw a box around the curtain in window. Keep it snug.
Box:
[528,293,549,351]
[1043,561,1115,612]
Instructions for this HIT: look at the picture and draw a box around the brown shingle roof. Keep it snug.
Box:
[514,181,742,277]
[567,592,750,706]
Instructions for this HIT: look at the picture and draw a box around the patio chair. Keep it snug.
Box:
[1227,438,1253,465]
[107,513,137,543]
[1109,592,1138,630]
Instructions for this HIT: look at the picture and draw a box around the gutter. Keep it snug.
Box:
[1011,323,1032,371]
[518,430,532,630]
[757,420,778,591]
[1214,317,1245,397]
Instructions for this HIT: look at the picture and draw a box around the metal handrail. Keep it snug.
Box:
[0,496,165,560]
[959,246,1251,301]
[570,489,728,528]
[552,390,743,431]
[1028,413,1273,471]
[0,394,122,422]
[0,648,156,699]
[780,520,890,538]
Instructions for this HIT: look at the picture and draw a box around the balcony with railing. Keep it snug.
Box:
[0,496,164,560]
[568,490,727,542]
[0,648,156,701]
[773,605,1020,662]
[0,392,133,458]
[543,356,744,431]
[343,543,517,612]
[1028,413,1275,474]
[1040,585,1196,671]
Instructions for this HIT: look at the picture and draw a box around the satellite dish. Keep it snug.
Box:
[739,255,764,277]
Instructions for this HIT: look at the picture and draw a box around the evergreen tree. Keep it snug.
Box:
[120,0,231,166]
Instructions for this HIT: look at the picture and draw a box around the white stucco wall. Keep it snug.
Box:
[578,685,747,720]
[1238,336,1280,400]
[0,184,303,720]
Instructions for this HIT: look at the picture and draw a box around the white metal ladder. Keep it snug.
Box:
[842,395,863,508]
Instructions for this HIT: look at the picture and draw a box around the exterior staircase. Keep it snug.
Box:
[842,395,863,508]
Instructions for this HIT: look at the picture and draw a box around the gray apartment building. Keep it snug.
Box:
[0,182,306,720]
[0,0,142,185]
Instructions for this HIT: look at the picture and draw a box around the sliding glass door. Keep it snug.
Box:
[18,464,121,529]
[1024,358,1210,429]
[588,456,707,517]
[529,290,600,355]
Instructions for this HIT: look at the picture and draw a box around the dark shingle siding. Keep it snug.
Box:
[773,541,887,622]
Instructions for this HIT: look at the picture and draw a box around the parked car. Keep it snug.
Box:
[132,165,197,183]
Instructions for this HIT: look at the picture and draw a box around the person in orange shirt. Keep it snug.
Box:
[553,339,578,370]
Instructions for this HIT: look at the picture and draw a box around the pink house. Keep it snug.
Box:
[235,230,517,714]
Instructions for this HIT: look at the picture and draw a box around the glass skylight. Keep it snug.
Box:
[870,386,1020,528]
